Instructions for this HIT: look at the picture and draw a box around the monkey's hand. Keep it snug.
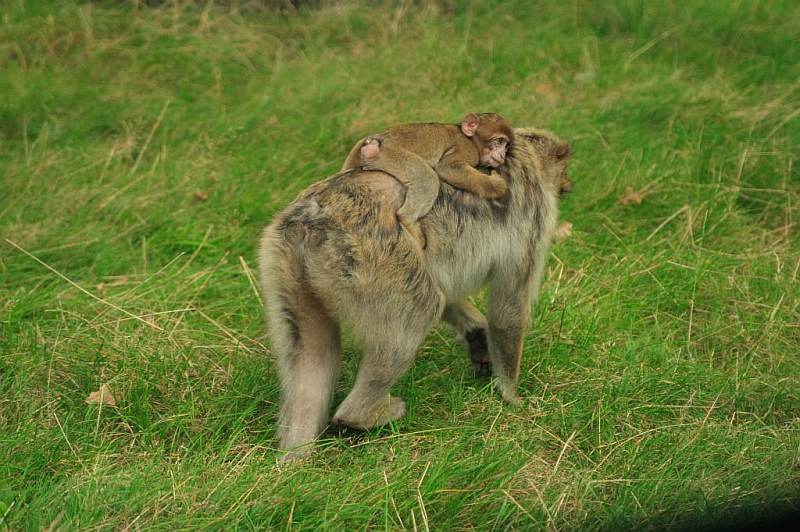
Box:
[478,171,508,200]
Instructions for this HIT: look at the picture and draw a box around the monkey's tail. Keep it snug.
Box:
[259,224,341,460]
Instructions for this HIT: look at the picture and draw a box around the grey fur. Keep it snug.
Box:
[258,127,570,459]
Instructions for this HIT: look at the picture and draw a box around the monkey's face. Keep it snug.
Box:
[557,165,573,197]
[479,135,510,168]
[515,128,573,197]
[552,142,572,197]
[462,113,514,168]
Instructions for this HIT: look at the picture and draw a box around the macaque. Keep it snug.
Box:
[260,125,572,460]
[341,113,514,246]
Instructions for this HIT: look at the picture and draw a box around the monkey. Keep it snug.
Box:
[259,126,572,460]
[340,113,514,246]
[527,129,572,198]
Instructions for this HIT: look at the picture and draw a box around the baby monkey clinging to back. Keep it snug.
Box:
[341,113,513,246]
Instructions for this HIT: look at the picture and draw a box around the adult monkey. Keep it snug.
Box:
[258,127,572,459]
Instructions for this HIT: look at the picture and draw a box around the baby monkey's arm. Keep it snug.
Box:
[436,159,508,200]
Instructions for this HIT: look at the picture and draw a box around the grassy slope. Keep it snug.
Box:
[1,0,799,529]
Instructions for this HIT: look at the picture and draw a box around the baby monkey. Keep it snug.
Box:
[341,113,513,246]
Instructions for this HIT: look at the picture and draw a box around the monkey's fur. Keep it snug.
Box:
[259,127,572,459]
[340,114,512,246]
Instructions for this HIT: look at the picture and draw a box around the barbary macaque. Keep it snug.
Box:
[340,113,514,246]
[260,125,572,460]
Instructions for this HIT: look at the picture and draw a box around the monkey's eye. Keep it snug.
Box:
[490,138,507,148]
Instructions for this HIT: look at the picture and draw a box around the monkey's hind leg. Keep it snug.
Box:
[361,142,439,249]
[331,338,416,430]
[268,276,342,461]
[332,288,444,430]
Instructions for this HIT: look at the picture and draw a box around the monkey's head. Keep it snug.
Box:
[514,127,573,198]
[461,113,514,168]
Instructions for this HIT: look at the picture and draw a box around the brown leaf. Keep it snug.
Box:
[533,81,560,104]
[85,383,116,407]
[194,191,209,202]
[348,118,368,135]
[619,187,647,206]
[554,221,573,244]
[534,82,556,96]
[574,69,596,83]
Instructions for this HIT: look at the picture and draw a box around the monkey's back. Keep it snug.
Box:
[262,128,561,310]
[376,123,480,166]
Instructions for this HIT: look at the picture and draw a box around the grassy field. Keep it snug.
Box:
[1,0,799,529]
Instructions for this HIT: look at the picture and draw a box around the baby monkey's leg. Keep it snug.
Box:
[360,140,439,249]
[341,137,369,172]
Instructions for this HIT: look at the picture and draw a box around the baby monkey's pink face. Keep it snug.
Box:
[480,134,510,168]
[461,113,515,169]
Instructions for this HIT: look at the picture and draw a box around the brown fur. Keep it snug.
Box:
[259,126,571,459]
[340,114,513,246]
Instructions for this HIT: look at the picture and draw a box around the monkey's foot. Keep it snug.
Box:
[332,395,406,430]
[383,396,407,423]
[277,448,310,464]
[494,378,522,406]
[360,138,381,163]
[465,328,491,377]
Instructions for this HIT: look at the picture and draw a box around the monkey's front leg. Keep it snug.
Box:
[442,301,491,378]
[487,270,533,405]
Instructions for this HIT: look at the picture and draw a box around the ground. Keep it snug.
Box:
[1,1,799,529]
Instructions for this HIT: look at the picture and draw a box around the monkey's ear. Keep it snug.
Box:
[461,113,480,137]
[554,143,571,161]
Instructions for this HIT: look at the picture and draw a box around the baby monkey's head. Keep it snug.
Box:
[461,113,514,168]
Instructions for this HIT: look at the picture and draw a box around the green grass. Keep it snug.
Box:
[1,0,799,529]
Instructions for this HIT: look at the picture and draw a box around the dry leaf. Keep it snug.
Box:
[619,187,647,206]
[194,191,209,202]
[574,69,596,83]
[554,221,573,244]
[533,82,560,104]
[534,82,556,96]
[348,118,367,135]
[85,383,116,407]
